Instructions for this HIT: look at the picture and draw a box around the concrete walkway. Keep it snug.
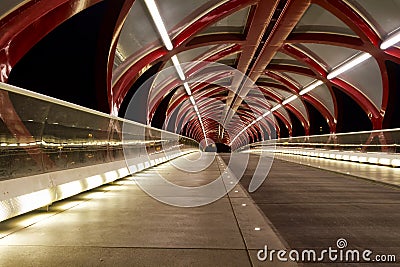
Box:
[0,152,291,266]
[221,153,400,267]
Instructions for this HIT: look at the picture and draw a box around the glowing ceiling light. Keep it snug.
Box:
[391,159,400,167]
[189,96,195,105]
[144,0,173,51]
[327,52,372,80]
[380,30,400,50]
[378,158,391,166]
[171,55,186,81]
[299,80,324,95]
[183,82,192,95]
[368,157,378,164]
[282,95,298,105]
[271,104,282,112]
[358,156,368,163]
[263,111,271,117]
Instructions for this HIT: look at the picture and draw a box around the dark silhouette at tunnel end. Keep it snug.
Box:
[205,143,231,153]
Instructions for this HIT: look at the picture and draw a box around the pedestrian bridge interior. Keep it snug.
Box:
[0,0,400,266]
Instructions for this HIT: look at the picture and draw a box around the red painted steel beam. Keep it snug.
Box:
[96,0,136,113]
[263,65,335,131]
[148,46,240,123]
[313,0,379,46]
[302,94,336,132]
[311,0,397,122]
[224,0,279,118]
[228,0,311,118]
[259,87,310,135]
[265,71,301,93]
[282,44,383,127]
[141,45,240,121]
[248,0,311,81]
[0,0,102,82]
[112,0,256,112]
[0,91,54,167]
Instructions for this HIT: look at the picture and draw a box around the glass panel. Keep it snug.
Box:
[173,45,219,63]
[270,59,307,67]
[0,84,198,181]
[156,0,220,37]
[308,83,335,117]
[290,97,309,121]
[115,0,162,68]
[276,105,291,124]
[152,45,221,90]
[0,92,45,180]
[152,65,179,91]
[273,88,292,98]
[338,56,383,109]
[271,52,308,68]
[273,52,297,61]
[42,105,111,173]
[294,4,357,36]
[197,6,251,35]
[257,76,281,84]
[350,0,400,35]
[217,53,239,66]
[269,100,290,123]
[0,0,27,19]
[246,128,400,156]
[300,43,360,69]
[283,72,315,87]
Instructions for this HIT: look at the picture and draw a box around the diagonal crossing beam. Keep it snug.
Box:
[224,0,311,130]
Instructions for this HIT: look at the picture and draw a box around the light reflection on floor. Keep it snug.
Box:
[266,152,400,187]
[0,181,128,240]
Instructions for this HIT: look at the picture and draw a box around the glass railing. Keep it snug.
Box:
[0,82,198,181]
[0,0,26,20]
[239,129,400,167]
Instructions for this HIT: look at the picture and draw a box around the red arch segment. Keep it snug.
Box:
[281,44,383,128]
[312,0,380,46]
[2,0,399,147]
[173,0,257,48]
[112,0,256,112]
[330,78,382,129]
[0,0,103,82]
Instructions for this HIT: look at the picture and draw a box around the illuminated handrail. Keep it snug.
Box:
[0,82,194,138]
[240,129,400,167]
[247,129,400,152]
[0,82,198,181]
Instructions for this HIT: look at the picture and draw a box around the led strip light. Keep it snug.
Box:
[231,30,400,146]
[145,0,400,148]
[144,0,208,146]
[254,147,400,168]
